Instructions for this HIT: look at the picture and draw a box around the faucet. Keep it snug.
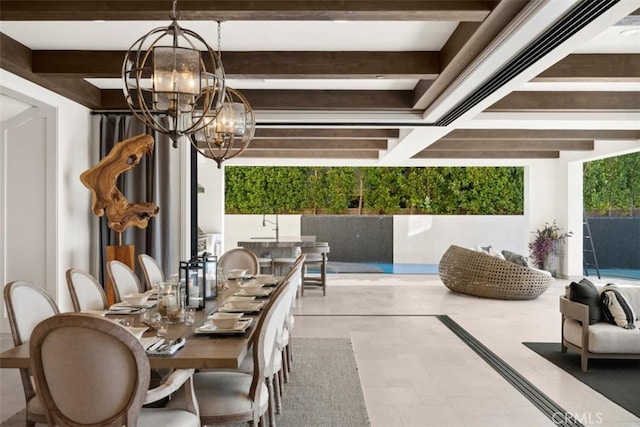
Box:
[262,212,279,241]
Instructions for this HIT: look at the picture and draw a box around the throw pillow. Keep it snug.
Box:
[488,247,506,260]
[502,250,528,267]
[475,244,490,254]
[601,283,636,329]
[568,278,602,324]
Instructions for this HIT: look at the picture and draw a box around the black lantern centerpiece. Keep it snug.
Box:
[180,253,217,310]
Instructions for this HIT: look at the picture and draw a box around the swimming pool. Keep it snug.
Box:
[586,268,640,281]
[324,261,438,274]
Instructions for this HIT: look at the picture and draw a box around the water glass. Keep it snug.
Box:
[184,308,196,326]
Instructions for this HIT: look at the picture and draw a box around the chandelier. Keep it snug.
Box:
[190,87,255,168]
[189,22,255,168]
[122,0,226,146]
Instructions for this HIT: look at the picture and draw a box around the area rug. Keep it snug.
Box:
[524,342,640,417]
[0,338,370,427]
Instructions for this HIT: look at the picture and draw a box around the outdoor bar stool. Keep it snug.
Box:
[258,257,273,274]
[272,257,296,276]
[301,243,330,296]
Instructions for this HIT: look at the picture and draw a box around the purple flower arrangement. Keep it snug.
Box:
[528,220,573,269]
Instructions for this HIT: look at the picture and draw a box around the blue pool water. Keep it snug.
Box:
[362,263,439,274]
[323,262,439,274]
[586,268,640,281]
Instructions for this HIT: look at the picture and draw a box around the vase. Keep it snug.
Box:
[543,240,560,278]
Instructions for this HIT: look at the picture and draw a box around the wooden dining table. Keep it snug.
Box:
[0,277,280,371]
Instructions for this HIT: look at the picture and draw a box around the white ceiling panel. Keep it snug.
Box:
[0,20,458,51]
[520,82,640,91]
[574,25,640,53]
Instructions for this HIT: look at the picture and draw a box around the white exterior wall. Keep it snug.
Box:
[393,215,527,264]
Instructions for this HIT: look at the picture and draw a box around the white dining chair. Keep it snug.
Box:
[4,280,60,426]
[139,253,165,291]
[167,265,295,426]
[66,268,108,312]
[218,247,260,276]
[106,260,143,303]
[30,312,200,427]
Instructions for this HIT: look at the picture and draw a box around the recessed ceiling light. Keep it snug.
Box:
[93,20,106,23]
[333,20,348,24]
[619,28,640,37]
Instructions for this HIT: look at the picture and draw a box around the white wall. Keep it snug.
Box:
[197,157,225,237]
[393,215,527,264]
[1,70,92,313]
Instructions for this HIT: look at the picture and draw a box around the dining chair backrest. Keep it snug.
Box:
[30,313,150,426]
[218,248,260,275]
[66,268,108,312]
[106,260,143,302]
[245,271,296,422]
[138,254,164,291]
[3,281,60,420]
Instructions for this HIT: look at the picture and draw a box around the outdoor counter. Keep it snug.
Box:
[238,236,315,259]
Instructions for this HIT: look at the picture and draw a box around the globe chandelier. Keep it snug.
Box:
[122,0,226,146]
[190,22,255,168]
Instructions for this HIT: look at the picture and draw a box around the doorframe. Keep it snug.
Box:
[0,91,57,332]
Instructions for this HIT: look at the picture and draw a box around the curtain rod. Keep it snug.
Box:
[91,112,438,128]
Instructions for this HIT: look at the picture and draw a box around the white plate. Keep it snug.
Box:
[227,273,252,280]
[111,300,156,309]
[195,318,253,335]
[234,288,273,297]
[81,309,107,316]
[218,301,265,313]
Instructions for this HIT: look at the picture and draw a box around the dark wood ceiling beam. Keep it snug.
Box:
[444,129,640,140]
[0,33,101,109]
[222,150,380,159]
[414,150,560,159]
[428,139,594,151]
[247,139,387,150]
[413,0,529,109]
[32,50,440,79]
[534,54,640,82]
[254,128,399,139]
[101,89,414,110]
[487,92,640,111]
[0,1,494,21]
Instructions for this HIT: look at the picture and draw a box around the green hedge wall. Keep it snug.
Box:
[584,151,639,216]
[225,166,524,215]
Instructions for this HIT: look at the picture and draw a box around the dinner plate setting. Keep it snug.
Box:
[234,288,273,298]
[195,318,253,335]
[217,300,266,313]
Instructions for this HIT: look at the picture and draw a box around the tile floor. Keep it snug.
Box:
[2,274,639,426]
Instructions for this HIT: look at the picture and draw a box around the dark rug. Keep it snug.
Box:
[1,338,370,427]
[524,342,640,418]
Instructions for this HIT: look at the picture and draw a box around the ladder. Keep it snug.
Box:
[583,211,601,279]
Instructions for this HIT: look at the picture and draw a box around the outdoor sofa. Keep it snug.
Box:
[560,280,640,371]
[438,245,554,300]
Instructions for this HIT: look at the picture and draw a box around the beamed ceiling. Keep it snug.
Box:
[1,0,639,165]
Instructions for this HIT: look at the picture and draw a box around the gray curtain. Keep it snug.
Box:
[95,114,180,285]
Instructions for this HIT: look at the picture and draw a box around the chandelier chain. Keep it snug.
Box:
[170,0,179,20]
[217,21,222,59]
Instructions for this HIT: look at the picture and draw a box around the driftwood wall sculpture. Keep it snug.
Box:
[80,134,159,233]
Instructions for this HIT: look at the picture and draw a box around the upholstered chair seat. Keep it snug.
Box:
[30,313,200,427]
[4,281,60,426]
